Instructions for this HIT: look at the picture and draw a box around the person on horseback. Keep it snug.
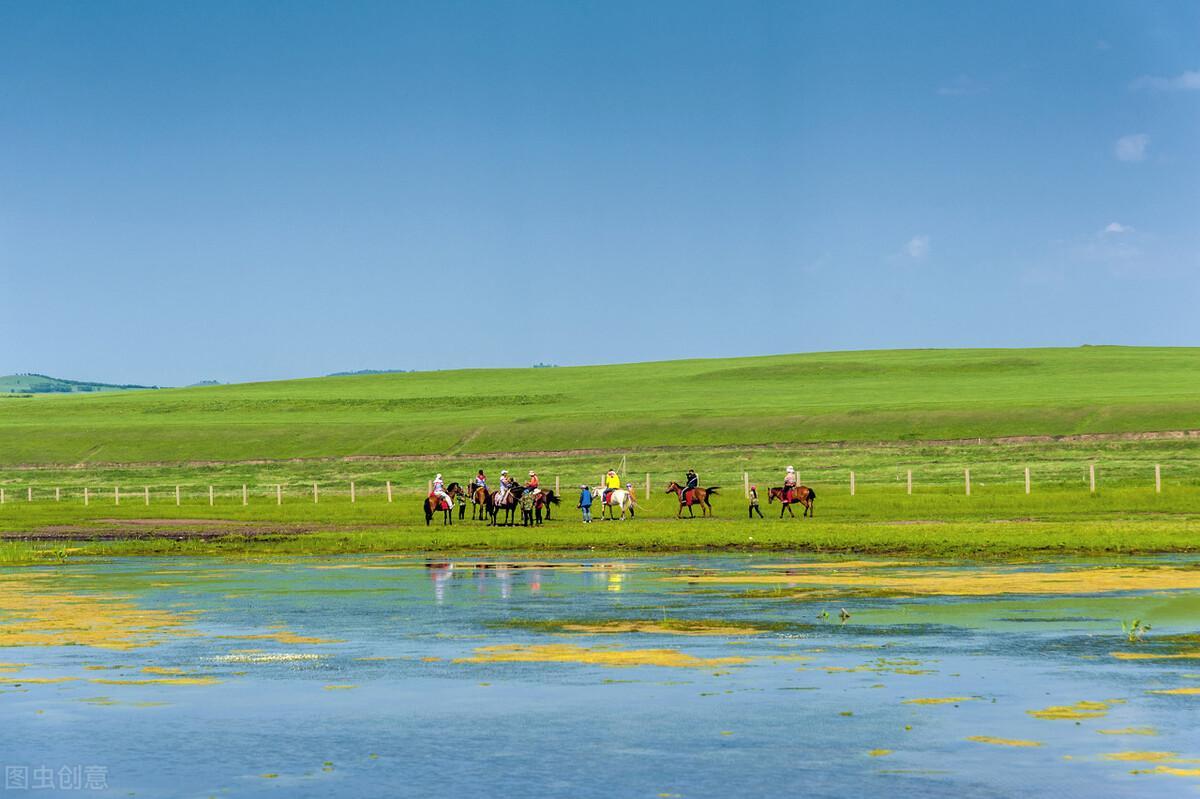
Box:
[784,466,797,502]
[603,469,620,504]
[526,470,540,495]
[497,470,513,504]
[432,473,453,509]
[684,469,699,502]
[473,469,487,491]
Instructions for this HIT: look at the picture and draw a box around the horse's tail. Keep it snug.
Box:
[706,486,720,496]
[423,498,433,524]
[547,490,561,505]
[808,487,816,501]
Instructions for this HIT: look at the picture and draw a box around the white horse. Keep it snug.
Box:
[592,487,635,521]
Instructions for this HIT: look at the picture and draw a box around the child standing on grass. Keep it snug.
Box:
[579,484,593,523]
[748,485,763,518]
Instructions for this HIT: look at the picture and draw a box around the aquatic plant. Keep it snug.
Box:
[1122,619,1152,644]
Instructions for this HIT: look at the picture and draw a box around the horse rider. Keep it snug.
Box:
[684,469,699,502]
[497,470,513,504]
[603,469,621,504]
[526,470,540,495]
[432,473,453,509]
[784,465,798,501]
[473,469,487,491]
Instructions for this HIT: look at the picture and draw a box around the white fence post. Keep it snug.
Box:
[27,487,32,502]
[242,484,248,505]
[1025,466,1031,495]
[646,473,651,498]
[55,487,61,502]
[209,486,214,506]
[743,472,749,498]
[144,486,150,506]
[175,485,181,506]
[555,475,560,495]
[964,469,971,496]
[1089,463,1096,494]
[0,488,4,504]
[1155,464,1161,494]
[906,470,912,495]
[313,483,319,504]
[277,484,282,505]
[386,481,393,503]
[849,471,856,496]
[350,481,356,503]
[115,487,120,506]
[84,487,89,506]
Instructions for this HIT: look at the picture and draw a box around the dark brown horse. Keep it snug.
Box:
[424,482,466,526]
[470,484,490,521]
[531,489,560,522]
[489,484,525,527]
[767,485,817,517]
[665,481,719,518]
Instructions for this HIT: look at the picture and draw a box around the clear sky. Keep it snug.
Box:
[1,1,1196,385]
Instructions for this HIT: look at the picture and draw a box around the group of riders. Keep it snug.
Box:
[428,463,813,524]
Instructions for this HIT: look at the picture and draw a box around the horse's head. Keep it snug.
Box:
[664,481,682,493]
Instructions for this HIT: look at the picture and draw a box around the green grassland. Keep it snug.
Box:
[0,346,1197,561]
[0,346,1197,465]
[0,373,158,397]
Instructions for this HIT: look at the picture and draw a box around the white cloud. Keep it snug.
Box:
[1130,70,1200,91]
[1103,222,1134,234]
[905,235,930,259]
[1114,134,1149,162]
[937,74,983,97]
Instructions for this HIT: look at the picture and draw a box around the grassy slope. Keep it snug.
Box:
[1,346,1198,466]
[0,374,156,395]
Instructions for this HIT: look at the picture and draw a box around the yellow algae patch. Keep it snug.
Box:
[141,667,185,676]
[668,566,1200,596]
[7,677,78,684]
[750,561,915,570]
[454,644,750,669]
[1111,650,1200,660]
[1102,752,1181,762]
[967,736,1042,748]
[1128,763,1200,772]
[323,684,357,691]
[354,656,393,662]
[0,574,198,651]
[868,749,893,757]
[903,697,974,705]
[0,663,27,674]
[559,621,767,637]
[1099,728,1157,736]
[90,676,221,686]
[1147,687,1200,695]
[1028,699,1124,720]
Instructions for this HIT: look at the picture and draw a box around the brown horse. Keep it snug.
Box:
[424,482,466,526]
[489,484,524,527]
[665,481,719,518]
[531,489,560,522]
[767,485,816,517]
[470,484,490,521]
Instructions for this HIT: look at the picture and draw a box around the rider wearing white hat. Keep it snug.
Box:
[498,469,513,504]
[432,473,452,509]
[783,465,797,500]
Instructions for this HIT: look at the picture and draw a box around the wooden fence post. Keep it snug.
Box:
[144,486,150,506]
[175,485,181,506]
[386,481,393,503]
[84,487,89,506]
[849,471,856,496]
[277,484,282,505]
[209,486,214,506]
[0,488,4,504]
[27,487,32,502]
[1089,463,1096,494]
[115,487,120,506]
[964,469,971,496]
[906,470,912,495]
[1155,464,1161,494]
[350,481,356,503]
[645,473,651,498]
[313,483,319,504]
[242,484,248,505]
[555,475,560,495]
[427,480,432,494]
[1025,467,1031,495]
[55,487,61,502]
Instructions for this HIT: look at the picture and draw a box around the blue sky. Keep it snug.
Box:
[1,1,1197,385]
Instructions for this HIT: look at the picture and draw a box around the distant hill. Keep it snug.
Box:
[0,373,160,396]
[186,380,223,387]
[327,369,411,377]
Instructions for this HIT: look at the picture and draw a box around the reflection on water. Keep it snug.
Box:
[1,554,1198,798]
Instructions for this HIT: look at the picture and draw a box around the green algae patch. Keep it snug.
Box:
[1099,727,1157,736]
[1028,699,1124,720]
[454,644,750,669]
[903,697,974,705]
[967,736,1043,747]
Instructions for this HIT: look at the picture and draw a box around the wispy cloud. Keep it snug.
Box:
[1130,69,1200,92]
[1114,133,1149,162]
[1103,222,1134,234]
[905,235,930,259]
[937,74,983,97]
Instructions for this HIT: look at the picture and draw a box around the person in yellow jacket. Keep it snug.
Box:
[603,469,621,504]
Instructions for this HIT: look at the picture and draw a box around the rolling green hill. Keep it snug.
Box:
[0,373,159,396]
[0,347,1197,466]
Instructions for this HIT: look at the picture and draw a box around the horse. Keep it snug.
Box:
[592,487,635,521]
[531,489,560,523]
[665,481,719,518]
[424,482,466,526]
[470,484,490,521]
[767,485,817,517]
[489,484,525,527]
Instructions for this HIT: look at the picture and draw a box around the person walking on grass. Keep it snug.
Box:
[748,485,763,518]
[578,484,593,523]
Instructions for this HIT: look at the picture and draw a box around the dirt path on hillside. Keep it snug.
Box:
[4,429,1198,472]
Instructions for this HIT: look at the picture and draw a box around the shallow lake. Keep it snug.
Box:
[1,554,1198,797]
